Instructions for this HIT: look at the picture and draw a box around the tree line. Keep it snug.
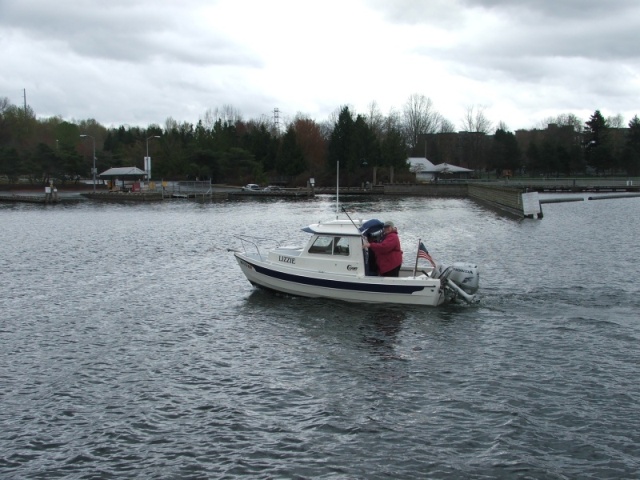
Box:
[420,110,640,177]
[1,95,639,188]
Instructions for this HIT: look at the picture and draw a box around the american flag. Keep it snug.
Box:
[418,242,436,267]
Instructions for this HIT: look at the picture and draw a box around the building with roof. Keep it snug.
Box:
[99,167,147,191]
[407,157,474,182]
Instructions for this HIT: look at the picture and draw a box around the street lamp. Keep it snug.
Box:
[145,135,161,180]
[361,158,369,191]
[80,134,96,193]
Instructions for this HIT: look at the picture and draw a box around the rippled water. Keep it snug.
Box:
[1,195,639,479]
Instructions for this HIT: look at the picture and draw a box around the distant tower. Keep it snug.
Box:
[273,108,280,133]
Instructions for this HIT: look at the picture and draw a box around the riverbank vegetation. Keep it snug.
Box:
[1,95,639,187]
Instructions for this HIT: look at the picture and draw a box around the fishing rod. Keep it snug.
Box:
[341,206,361,233]
[342,206,371,261]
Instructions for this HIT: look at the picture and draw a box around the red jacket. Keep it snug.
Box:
[368,230,403,274]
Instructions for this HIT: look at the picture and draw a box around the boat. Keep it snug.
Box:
[231,217,479,306]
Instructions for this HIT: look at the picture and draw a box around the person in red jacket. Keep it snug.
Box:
[363,221,403,277]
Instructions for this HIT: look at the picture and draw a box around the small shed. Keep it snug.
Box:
[407,157,437,182]
[99,167,147,191]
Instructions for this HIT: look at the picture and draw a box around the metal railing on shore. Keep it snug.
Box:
[314,177,639,192]
[472,177,638,189]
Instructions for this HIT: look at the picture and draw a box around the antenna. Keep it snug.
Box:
[273,108,280,133]
[336,160,339,218]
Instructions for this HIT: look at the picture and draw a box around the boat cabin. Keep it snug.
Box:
[265,219,379,277]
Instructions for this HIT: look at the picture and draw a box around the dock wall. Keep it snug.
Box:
[382,183,528,217]
[384,184,468,197]
[467,184,526,217]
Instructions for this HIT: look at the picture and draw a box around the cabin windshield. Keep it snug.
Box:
[308,235,350,256]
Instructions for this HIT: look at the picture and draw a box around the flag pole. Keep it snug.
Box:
[413,238,420,277]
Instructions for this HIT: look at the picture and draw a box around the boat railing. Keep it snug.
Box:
[233,234,282,260]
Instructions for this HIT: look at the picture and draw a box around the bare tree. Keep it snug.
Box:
[384,108,403,133]
[461,105,493,133]
[403,94,442,150]
[202,104,243,129]
[325,105,345,129]
[496,120,510,132]
[439,117,456,133]
[459,105,492,170]
[537,113,583,132]
[0,96,10,115]
[607,113,625,129]
[557,113,583,132]
[164,116,179,133]
[320,105,348,140]
[365,101,385,137]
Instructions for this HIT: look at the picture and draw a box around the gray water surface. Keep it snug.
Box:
[1,196,639,478]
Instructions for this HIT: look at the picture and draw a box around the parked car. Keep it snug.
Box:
[242,184,260,191]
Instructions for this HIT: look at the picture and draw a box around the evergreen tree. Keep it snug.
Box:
[380,126,408,170]
[584,110,612,174]
[491,129,521,174]
[32,142,59,185]
[328,106,357,180]
[526,142,541,175]
[0,147,22,183]
[624,115,640,176]
[277,125,305,176]
[353,115,378,169]
[240,122,278,173]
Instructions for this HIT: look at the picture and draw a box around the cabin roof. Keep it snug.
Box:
[302,218,384,236]
[302,219,363,236]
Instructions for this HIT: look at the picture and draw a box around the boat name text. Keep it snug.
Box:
[347,265,358,271]
[279,256,296,264]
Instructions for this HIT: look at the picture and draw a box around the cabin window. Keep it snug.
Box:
[308,236,350,256]
[334,236,350,256]
[308,236,333,254]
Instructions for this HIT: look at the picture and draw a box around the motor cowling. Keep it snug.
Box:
[447,262,479,294]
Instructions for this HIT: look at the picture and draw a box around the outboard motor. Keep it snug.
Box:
[434,262,479,303]
[447,262,480,295]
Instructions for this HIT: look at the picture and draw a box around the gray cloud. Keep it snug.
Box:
[370,0,640,60]
[2,0,638,129]
[0,0,260,67]
[458,0,638,20]
[380,0,640,122]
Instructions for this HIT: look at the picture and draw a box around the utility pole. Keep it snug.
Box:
[80,135,96,193]
[273,108,280,134]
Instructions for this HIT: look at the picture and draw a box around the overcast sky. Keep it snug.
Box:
[2,0,639,131]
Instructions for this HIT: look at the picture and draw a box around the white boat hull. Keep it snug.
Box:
[234,252,448,307]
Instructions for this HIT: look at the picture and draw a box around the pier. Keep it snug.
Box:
[2,178,637,218]
[0,193,83,205]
